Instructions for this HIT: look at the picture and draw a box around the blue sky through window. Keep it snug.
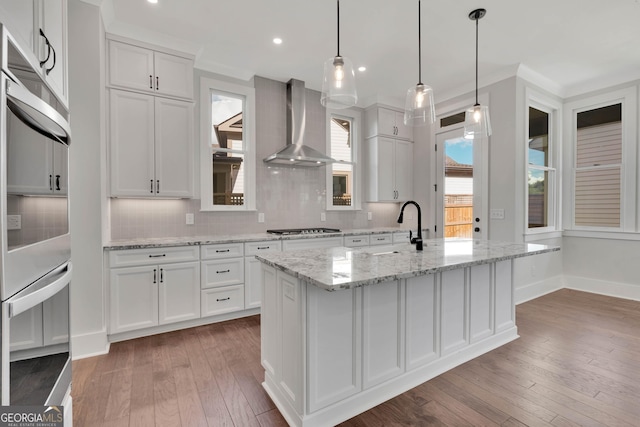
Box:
[445,137,473,165]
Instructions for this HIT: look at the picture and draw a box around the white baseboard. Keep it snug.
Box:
[515,275,565,305]
[564,275,640,302]
[71,329,109,360]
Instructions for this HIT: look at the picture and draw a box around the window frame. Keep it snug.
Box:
[563,86,637,234]
[325,108,362,211]
[525,89,561,236]
[199,77,256,212]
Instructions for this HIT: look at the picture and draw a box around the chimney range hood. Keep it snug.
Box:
[263,79,336,167]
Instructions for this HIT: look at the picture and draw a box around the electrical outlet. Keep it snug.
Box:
[367,212,373,221]
[186,213,194,225]
[490,209,505,220]
[7,215,21,230]
[320,212,326,222]
[258,212,265,223]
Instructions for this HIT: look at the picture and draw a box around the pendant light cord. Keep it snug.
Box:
[418,0,422,85]
[337,0,341,56]
[475,11,479,106]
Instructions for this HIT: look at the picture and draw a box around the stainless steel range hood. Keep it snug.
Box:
[263,79,335,167]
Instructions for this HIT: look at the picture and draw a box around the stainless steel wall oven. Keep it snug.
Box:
[0,24,71,406]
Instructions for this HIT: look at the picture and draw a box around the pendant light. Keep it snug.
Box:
[321,0,357,109]
[404,0,435,126]
[464,8,492,139]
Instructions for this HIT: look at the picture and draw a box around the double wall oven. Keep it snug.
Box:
[0,25,72,406]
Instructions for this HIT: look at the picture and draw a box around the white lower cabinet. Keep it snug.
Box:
[109,247,200,335]
[244,240,282,309]
[201,285,245,317]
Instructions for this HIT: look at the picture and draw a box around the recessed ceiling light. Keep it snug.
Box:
[147,0,158,3]
[273,38,283,45]
[358,66,366,72]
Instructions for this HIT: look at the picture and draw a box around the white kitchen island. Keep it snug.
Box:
[256,239,559,427]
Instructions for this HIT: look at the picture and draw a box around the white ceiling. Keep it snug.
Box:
[94,0,640,107]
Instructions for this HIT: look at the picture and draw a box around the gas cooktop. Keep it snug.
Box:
[266,228,341,236]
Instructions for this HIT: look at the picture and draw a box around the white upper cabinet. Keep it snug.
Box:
[109,90,193,198]
[0,0,68,106]
[40,0,67,105]
[108,39,194,100]
[365,106,413,141]
[365,137,413,202]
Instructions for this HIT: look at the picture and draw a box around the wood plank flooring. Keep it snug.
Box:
[72,289,640,426]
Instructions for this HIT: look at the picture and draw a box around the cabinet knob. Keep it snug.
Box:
[474,227,480,232]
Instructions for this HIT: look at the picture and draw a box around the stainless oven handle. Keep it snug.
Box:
[5,79,71,145]
[7,262,72,318]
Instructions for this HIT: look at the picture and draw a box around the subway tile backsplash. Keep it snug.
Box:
[109,75,405,241]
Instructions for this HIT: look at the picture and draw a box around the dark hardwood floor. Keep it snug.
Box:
[72,289,640,426]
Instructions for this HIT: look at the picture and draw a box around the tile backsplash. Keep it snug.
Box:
[109,75,406,241]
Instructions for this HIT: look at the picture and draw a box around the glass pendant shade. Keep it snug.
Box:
[321,55,357,109]
[404,83,435,126]
[464,104,492,139]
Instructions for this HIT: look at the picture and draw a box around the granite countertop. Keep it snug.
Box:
[103,227,428,250]
[255,239,560,291]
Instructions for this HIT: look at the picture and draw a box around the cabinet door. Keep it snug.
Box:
[394,140,413,201]
[394,111,413,141]
[244,256,262,309]
[154,52,194,99]
[158,261,200,325]
[52,141,68,195]
[377,108,397,137]
[154,97,193,197]
[6,110,54,195]
[376,137,396,201]
[108,40,155,94]
[10,304,44,352]
[110,266,158,334]
[43,285,69,346]
[0,1,37,53]
[109,90,155,196]
[40,0,67,105]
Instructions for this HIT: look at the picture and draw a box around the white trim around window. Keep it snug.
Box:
[525,88,562,237]
[562,86,637,234]
[325,107,362,211]
[199,77,256,211]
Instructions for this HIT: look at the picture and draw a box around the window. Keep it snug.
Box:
[565,86,636,233]
[525,90,561,234]
[574,104,621,228]
[200,78,255,211]
[326,109,361,210]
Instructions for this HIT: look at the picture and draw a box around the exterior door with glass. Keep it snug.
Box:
[435,126,487,239]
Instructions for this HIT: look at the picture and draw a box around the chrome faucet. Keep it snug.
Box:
[397,201,423,251]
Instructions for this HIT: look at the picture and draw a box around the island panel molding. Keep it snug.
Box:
[258,239,558,427]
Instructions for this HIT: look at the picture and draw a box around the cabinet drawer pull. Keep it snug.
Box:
[149,74,153,89]
[156,180,160,193]
[257,246,270,250]
[352,239,362,243]
[216,269,230,274]
[55,175,61,191]
[153,268,157,284]
[150,179,154,193]
[148,254,166,258]
[376,238,386,241]
[156,76,159,91]
[216,249,230,253]
[49,174,53,191]
[216,297,230,302]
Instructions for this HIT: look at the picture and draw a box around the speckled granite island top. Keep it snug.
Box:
[256,239,560,291]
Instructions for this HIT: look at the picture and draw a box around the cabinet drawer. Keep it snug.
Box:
[369,234,393,245]
[201,285,245,317]
[344,235,370,247]
[282,237,344,251]
[201,243,244,259]
[109,246,199,268]
[201,258,244,289]
[393,232,411,244]
[245,240,282,256]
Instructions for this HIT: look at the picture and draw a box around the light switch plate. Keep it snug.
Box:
[490,209,505,220]
[7,215,21,230]
[258,212,265,223]
[320,212,326,222]
[367,212,372,221]
[186,213,194,225]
